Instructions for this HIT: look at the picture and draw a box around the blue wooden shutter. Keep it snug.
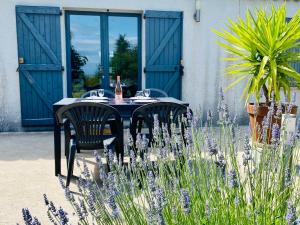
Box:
[16,6,63,126]
[145,11,183,99]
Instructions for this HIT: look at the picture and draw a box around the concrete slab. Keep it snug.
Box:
[0,132,96,224]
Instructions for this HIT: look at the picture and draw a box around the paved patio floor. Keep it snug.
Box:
[0,132,98,224]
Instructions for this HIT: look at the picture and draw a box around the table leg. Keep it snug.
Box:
[54,111,61,176]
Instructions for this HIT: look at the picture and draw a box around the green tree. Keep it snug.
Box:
[71,45,88,80]
[110,34,138,84]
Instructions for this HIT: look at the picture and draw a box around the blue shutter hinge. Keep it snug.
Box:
[60,10,63,16]
[143,67,147,73]
[61,66,64,71]
[143,14,146,19]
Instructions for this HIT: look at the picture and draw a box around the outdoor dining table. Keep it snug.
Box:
[53,97,189,176]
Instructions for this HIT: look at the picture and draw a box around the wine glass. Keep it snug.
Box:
[90,90,97,98]
[135,91,144,98]
[98,89,104,98]
[143,89,151,98]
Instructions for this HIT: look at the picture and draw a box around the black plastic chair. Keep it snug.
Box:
[80,88,116,147]
[130,102,189,150]
[81,89,114,98]
[57,102,124,186]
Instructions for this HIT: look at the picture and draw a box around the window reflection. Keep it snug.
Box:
[109,16,138,97]
[70,15,102,97]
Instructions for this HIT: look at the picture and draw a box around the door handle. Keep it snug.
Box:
[18,57,24,64]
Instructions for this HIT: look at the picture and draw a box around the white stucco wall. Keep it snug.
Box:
[0,0,299,130]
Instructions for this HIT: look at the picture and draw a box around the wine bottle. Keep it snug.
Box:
[115,75,123,100]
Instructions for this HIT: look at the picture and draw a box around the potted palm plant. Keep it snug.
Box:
[214,5,300,142]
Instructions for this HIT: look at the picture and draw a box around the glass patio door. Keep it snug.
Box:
[69,14,102,97]
[66,12,141,98]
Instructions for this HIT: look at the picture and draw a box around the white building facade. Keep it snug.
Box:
[0,0,299,131]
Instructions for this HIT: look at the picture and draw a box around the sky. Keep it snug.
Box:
[70,15,138,75]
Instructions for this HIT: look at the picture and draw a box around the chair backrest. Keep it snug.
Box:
[131,102,188,144]
[148,88,168,97]
[81,89,115,98]
[135,88,168,98]
[56,102,122,150]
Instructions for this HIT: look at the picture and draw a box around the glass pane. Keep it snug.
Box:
[70,15,102,97]
[109,16,138,97]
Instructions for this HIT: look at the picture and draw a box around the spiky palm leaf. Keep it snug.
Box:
[214,5,300,104]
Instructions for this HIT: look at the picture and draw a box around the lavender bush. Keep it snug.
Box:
[21,90,300,224]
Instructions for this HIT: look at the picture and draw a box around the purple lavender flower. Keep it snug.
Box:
[162,123,170,146]
[180,189,191,214]
[159,146,167,159]
[285,168,292,187]
[243,136,251,166]
[231,125,236,143]
[43,194,49,206]
[107,148,114,168]
[228,170,239,189]
[286,200,298,225]
[87,191,96,213]
[130,149,136,167]
[286,134,296,149]
[46,211,57,225]
[83,159,91,178]
[187,107,193,121]
[155,188,166,209]
[185,126,193,147]
[275,103,282,119]
[147,171,156,192]
[296,121,300,139]
[147,199,157,224]
[58,175,65,189]
[48,201,57,215]
[192,115,201,129]
[73,201,85,220]
[64,187,75,202]
[271,123,280,146]
[215,153,226,179]
[157,212,165,225]
[187,159,193,175]
[234,196,240,206]
[57,207,69,225]
[153,114,161,141]
[22,208,32,225]
[107,172,119,197]
[107,194,119,219]
[79,199,88,218]
[206,136,218,156]
[262,110,272,130]
[127,129,134,148]
[223,104,231,125]
[287,103,294,115]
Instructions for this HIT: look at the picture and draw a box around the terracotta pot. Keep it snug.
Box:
[247,103,298,143]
